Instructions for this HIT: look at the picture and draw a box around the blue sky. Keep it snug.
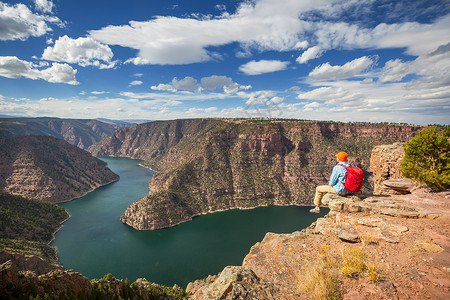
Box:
[0,0,449,124]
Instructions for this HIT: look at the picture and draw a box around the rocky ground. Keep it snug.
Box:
[188,189,450,299]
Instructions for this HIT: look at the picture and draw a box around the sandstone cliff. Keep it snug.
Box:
[0,136,119,202]
[90,118,423,230]
[0,117,128,149]
[370,142,411,194]
[188,143,450,300]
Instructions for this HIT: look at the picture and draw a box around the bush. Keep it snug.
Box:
[401,126,450,190]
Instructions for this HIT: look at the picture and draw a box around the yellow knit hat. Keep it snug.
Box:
[336,152,348,162]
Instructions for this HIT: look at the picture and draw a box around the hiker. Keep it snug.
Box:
[310,151,351,213]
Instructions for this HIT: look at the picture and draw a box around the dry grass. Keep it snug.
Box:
[299,245,385,299]
[341,247,383,282]
[408,239,444,256]
[299,245,341,300]
[341,247,366,277]
[361,235,374,246]
[365,262,382,283]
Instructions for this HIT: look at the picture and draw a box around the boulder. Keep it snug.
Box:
[336,223,360,242]
[191,266,278,300]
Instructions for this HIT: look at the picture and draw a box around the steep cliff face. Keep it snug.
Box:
[90,119,423,230]
[0,136,119,202]
[370,142,409,194]
[0,117,125,149]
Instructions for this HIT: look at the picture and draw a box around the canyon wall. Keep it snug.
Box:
[89,119,424,230]
[0,136,119,202]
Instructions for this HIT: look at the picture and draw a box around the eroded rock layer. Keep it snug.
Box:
[0,136,119,202]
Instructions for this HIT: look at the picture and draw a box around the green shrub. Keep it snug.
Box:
[401,126,450,190]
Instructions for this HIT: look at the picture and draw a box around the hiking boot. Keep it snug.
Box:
[309,207,320,213]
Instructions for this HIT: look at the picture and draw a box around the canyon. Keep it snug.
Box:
[89,118,424,230]
[2,137,448,299]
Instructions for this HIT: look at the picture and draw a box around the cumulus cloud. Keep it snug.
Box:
[296,46,322,64]
[200,75,251,94]
[0,56,78,85]
[294,41,450,121]
[151,75,250,93]
[239,60,290,75]
[171,76,199,91]
[309,56,375,80]
[34,0,54,13]
[0,2,62,41]
[42,35,117,68]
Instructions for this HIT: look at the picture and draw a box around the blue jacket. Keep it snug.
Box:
[329,162,351,194]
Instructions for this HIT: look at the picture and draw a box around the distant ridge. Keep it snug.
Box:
[0,117,126,149]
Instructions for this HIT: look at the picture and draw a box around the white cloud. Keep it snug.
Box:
[150,75,250,94]
[294,40,309,50]
[0,56,78,85]
[311,15,450,57]
[42,35,117,68]
[309,56,375,80]
[151,84,177,92]
[378,59,412,82]
[376,15,450,56]
[0,2,62,41]
[303,101,321,111]
[129,80,143,86]
[39,63,78,84]
[91,91,107,95]
[86,0,450,66]
[296,46,322,64]
[34,0,54,13]
[89,0,326,65]
[171,76,199,91]
[239,60,290,75]
[200,75,250,94]
[242,90,277,105]
[270,96,284,104]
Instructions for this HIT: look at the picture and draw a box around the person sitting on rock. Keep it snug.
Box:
[310,151,351,213]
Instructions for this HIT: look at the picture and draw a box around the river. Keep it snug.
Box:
[52,157,328,287]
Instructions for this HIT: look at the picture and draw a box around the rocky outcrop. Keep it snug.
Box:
[0,117,126,149]
[189,190,450,299]
[189,266,278,299]
[188,142,450,299]
[0,136,119,202]
[370,142,410,194]
[93,119,424,230]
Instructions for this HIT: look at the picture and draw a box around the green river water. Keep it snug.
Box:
[52,157,328,287]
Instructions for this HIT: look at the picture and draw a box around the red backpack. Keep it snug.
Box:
[340,165,364,193]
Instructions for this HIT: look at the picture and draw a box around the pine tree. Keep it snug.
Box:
[401,126,450,190]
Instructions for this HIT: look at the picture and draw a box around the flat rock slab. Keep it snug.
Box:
[383,178,414,192]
